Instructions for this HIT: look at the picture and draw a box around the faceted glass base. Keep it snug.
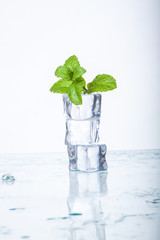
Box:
[67,144,107,172]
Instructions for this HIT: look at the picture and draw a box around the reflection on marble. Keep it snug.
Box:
[67,171,107,239]
[0,150,160,240]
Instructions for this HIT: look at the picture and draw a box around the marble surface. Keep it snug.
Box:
[0,150,160,240]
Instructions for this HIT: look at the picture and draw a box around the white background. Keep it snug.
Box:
[0,0,159,154]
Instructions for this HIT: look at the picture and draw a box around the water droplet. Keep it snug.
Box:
[69,213,82,216]
[61,217,69,219]
[9,208,25,211]
[46,217,56,221]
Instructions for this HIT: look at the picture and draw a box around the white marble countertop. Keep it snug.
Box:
[0,150,160,240]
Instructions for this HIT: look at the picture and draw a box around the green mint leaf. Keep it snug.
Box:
[86,74,117,94]
[77,76,85,81]
[77,76,87,90]
[64,55,80,71]
[72,66,86,81]
[67,79,85,105]
[55,66,72,80]
[50,79,72,94]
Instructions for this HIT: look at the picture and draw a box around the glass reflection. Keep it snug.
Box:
[67,171,108,240]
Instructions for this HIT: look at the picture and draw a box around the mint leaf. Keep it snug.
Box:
[86,74,117,94]
[64,55,80,72]
[72,66,86,81]
[67,79,85,105]
[55,66,72,80]
[50,79,72,94]
[77,76,87,90]
[77,76,85,81]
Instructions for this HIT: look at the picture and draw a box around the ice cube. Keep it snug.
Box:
[63,93,101,120]
[65,117,100,145]
[67,144,107,172]
[2,173,15,182]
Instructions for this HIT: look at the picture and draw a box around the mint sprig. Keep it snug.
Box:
[50,55,117,105]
